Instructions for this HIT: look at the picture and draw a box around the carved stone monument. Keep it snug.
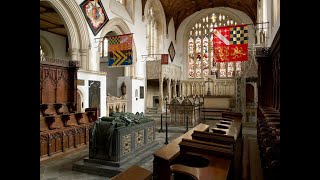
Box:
[73,112,158,177]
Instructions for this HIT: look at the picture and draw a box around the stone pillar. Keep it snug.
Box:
[124,67,130,77]
[158,78,163,112]
[185,83,188,97]
[130,65,135,77]
[167,78,171,103]
[173,80,177,98]
[179,81,182,97]
[191,83,194,96]
[79,49,88,70]
[201,83,204,96]
[69,48,80,64]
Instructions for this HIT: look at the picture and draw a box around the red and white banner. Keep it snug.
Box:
[213,25,248,62]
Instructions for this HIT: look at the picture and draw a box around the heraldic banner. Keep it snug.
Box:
[213,24,248,62]
[107,33,133,67]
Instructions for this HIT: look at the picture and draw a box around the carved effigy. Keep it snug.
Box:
[88,112,156,164]
[40,103,97,162]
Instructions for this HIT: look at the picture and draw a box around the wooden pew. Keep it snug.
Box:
[153,123,209,180]
[191,117,243,180]
[170,138,233,180]
[110,165,152,180]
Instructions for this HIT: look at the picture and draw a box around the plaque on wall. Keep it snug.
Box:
[77,79,85,86]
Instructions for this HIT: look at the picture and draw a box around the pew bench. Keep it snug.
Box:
[153,123,210,180]
[110,165,152,180]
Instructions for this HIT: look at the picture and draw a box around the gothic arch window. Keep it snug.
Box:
[147,7,158,57]
[99,37,108,57]
[187,12,243,79]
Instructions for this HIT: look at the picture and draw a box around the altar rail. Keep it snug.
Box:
[40,103,97,162]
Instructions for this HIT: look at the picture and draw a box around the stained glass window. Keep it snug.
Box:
[188,38,195,78]
[188,12,243,79]
[99,37,108,57]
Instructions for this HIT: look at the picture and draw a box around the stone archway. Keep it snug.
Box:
[42,0,90,70]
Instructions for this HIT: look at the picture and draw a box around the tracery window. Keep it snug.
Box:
[99,37,108,57]
[147,8,158,57]
[188,13,243,79]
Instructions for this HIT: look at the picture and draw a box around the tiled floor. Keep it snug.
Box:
[40,122,262,180]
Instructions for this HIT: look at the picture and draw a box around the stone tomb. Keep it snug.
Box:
[73,112,158,177]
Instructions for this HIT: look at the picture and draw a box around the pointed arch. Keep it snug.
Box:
[42,0,90,70]
[144,0,166,53]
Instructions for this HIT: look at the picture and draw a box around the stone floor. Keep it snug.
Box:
[40,121,262,180]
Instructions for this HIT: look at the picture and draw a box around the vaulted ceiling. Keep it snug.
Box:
[142,0,257,34]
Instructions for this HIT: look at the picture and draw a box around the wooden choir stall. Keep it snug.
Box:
[255,29,280,180]
[153,112,243,180]
[40,57,97,162]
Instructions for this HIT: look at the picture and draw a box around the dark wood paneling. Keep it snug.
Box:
[40,64,77,104]
[246,84,254,103]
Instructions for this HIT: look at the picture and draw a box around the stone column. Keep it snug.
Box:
[185,83,188,97]
[130,65,135,77]
[200,82,203,95]
[158,78,163,112]
[124,67,130,77]
[173,80,177,98]
[79,49,88,70]
[69,48,80,65]
[179,81,182,97]
[191,83,194,96]
[167,78,171,103]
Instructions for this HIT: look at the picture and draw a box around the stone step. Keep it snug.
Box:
[72,141,159,178]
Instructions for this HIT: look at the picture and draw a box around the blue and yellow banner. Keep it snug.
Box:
[107,33,133,67]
